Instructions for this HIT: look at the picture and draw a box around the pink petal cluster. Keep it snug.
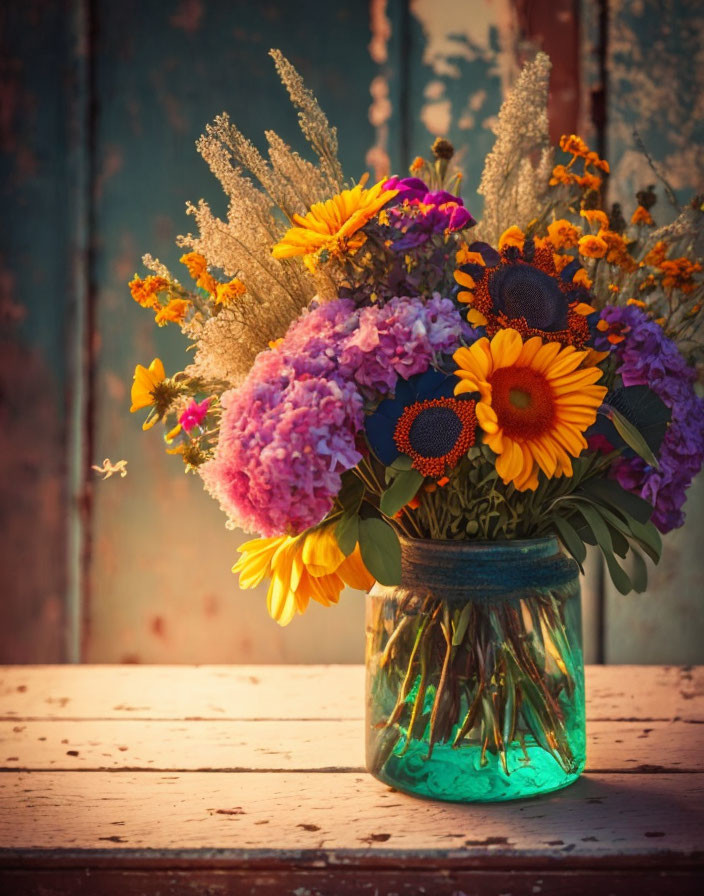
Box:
[179,398,211,433]
[200,349,363,536]
[201,295,468,536]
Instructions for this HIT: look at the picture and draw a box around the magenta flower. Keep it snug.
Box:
[179,398,211,433]
[381,176,476,249]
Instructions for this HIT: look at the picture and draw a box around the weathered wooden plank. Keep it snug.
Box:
[0,867,701,896]
[0,718,701,773]
[85,0,384,666]
[600,0,704,664]
[0,665,364,720]
[1,665,702,721]
[0,0,75,663]
[0,771,701,860]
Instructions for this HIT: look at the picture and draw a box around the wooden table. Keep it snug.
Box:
[0,665,702,895]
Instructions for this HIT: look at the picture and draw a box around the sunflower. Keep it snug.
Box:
[453,329,607,491]
[365,369,477,478]
[454,239,594,350]
[271,176,398,271]
[233,526,374,626]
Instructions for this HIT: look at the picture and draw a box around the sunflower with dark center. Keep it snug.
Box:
[454,239,594,350]
[365,369,478,478]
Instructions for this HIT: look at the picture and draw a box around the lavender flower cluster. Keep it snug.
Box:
[202,295,468,535]
[600,305,704,532]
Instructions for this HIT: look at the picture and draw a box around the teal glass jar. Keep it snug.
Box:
[365,537,585,802]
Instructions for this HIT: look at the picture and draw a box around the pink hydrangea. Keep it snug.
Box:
[200,350,363,536]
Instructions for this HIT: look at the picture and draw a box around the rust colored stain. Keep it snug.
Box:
[202,593,219,617]
[93,145,125,201]
[150,615,167,639]
[169,0,204,34]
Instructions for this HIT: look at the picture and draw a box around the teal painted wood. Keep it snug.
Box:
[3,0,702,665]
[601,0,704,663]
[86,0,400,663]
[0,0,79,661]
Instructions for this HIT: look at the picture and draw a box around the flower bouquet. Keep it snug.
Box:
[128,51,704,801]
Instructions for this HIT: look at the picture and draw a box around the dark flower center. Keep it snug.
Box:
[489,263,568,331]
[393,398,477,478]
[408,405,463,458]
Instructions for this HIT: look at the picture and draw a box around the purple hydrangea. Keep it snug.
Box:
[599,305,704,532]
[201,295,470,536]
[285,294,471,395]
[381,176,475,249]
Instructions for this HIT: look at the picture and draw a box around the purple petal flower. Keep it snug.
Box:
[599,305,704,533]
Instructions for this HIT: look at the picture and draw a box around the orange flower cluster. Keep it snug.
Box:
[215,278,247,306]
[180,252,218,294]
[631,205,655,226]
[549,135,609,193]
[643,241,702,293]
[129,275,169,309]
[660,258,703,293]
[546,218,581,250]
[129,274,192,327]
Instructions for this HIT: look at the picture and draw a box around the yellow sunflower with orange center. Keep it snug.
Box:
[453,329,607,491]
[271,176,398,271]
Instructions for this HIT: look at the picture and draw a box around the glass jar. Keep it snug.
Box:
[365,537,585,802]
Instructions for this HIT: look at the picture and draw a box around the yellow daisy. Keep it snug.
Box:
[233,526,374,626]
[130,358,166,413]
[271,176,398,271]
[453,329,607,491]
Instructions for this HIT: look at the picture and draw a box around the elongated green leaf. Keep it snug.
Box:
[380,469,424,518]
[607,524,630,558]
[553,516,587,566]
[358,518,402,585]
[577,503,632,595]
[630,547,649,593]
[580,478,654,524]
[452,603,473,647]
[335,513,359,557]
[336,472,365,515]
[627,517,662,564]
[606,406,660,469]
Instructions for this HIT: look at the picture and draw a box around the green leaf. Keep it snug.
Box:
[389,454,414,472]
[576,503,632,595]
[336,472,365,515]
[335,513,359,557]
[605,406,660,469]
[452,603,473,647]
[630,547,649,593]
[607,524,630,558]
[553,516,587,566]
[358,518,402,586]
[380,469,424,518]
[606,385,671,454]
[579,478,654,524]
[627,517,662,564]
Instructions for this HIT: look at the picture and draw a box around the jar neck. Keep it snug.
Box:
[396,536,577,603]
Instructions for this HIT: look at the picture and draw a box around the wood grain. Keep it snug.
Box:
[0,718,701,773]
[0,664,702,893]
[0,769,702,860]
[2,665,702,720]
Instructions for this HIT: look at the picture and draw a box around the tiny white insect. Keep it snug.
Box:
[91,458,128,480]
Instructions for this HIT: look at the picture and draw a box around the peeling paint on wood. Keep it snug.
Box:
[0,665,702,893]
